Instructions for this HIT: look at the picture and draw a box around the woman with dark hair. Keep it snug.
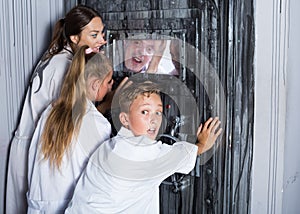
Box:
[6,5,106,214]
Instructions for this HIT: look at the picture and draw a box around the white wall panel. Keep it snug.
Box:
[282,0,300,213]
[252,0,289,213]
[0,0,75,212]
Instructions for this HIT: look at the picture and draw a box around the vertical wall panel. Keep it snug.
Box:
[0,0,74,212]
[252,0,288,213]
[283,0,300,212]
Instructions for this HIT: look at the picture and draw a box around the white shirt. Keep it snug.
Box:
[27,100,111,213]
[65,127,198,214]
[15,46,73,140]
[5,46,74,214]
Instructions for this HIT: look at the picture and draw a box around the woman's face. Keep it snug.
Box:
[77,17,106,52]
[124,40,155,72]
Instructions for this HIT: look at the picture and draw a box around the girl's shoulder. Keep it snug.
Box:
[84,102,111,127]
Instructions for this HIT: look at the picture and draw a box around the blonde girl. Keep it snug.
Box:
[27,45,113,213]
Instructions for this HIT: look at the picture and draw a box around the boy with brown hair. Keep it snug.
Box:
[66,80,222,214]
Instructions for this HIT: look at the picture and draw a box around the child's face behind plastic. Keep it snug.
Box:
[122,93,163,140]
[124,40,155,72]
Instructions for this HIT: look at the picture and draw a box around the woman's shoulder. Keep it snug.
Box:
[44,48,73,78]
[49,48,73,64]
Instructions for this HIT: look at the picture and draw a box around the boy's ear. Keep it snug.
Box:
[119,112,129,127]
[70,35,79,44]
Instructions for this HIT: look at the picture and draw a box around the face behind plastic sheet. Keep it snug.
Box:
[124,40,155,72]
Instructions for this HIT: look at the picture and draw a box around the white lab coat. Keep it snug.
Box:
[27,100,111,214]
[6,46,73,214]
[65,127,198,214]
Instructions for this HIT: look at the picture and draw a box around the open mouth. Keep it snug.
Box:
[132,56,142,63]
[93,47,101,52]
[147,128,157,135]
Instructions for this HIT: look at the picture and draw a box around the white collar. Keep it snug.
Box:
[117,127,157,146]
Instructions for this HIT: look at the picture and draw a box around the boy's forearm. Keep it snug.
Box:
[196,142,205,155]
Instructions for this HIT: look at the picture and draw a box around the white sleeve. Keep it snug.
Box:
[48,59,71,100]
[161,141,198,175]
[30,54,71,124]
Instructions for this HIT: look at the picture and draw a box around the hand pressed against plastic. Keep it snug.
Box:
[196,117,222,154]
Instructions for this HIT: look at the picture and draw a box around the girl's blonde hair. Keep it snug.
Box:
[41,45,112,169]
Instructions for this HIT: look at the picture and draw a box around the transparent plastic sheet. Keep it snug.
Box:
[81,0,254,213]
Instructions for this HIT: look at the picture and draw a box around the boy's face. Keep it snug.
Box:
[121,93,163,140]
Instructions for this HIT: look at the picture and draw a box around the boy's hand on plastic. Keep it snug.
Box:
[196,117,222,155]
[115,77,129,95]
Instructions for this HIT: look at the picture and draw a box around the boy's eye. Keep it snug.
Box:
[108,78,113,84]
[156,111,162,116]
[141,110,149,115]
